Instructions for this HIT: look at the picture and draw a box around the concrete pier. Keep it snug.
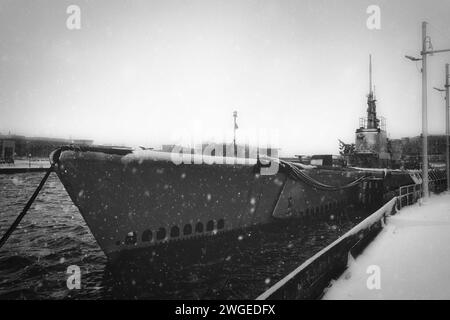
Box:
[0,159,50,174]
[323,192,450,300]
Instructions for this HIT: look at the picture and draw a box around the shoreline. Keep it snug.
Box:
[0,167,51,174]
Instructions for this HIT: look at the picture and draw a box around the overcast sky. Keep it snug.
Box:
[1,0,450,156]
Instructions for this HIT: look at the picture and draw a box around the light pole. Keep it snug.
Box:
[406,21,450,199]
[433,84,448,191]
[446,64,449,192]
[437,64,450,191]
[421,22,429,198]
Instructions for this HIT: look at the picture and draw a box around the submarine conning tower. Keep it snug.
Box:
[353,55,391,168]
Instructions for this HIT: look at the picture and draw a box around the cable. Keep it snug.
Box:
[0,164,54,249]
[278,160,369,191]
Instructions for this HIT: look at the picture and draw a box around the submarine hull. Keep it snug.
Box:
[51,146,415,259]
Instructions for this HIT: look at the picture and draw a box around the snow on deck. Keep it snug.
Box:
[323,192,450,300]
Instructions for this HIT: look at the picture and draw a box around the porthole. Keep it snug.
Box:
[195,222,204,233]
[217,219,225,230]
[142,229,152,242]
[206,220,214,232]
[170,226,180,238]
[156,227,166,240]
[183,224,192,235]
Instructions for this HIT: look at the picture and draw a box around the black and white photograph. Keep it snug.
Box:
[1,0,450,309]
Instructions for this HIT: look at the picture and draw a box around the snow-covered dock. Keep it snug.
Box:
[323,192,450,300]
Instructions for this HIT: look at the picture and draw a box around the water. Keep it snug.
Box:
[0,172,363,299]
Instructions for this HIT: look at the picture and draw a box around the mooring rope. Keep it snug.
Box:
[278,160,368,191]
[0,164,55,249]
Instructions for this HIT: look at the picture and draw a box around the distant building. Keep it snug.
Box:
[0,134,93,160]
[0,138,15,163]
[389,135,448,169]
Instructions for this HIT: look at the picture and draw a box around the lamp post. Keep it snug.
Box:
[446,64,450,192]
[433,84,448,191]
[405,21,450,199]
[436,65,450,191]
[421,22,429,198]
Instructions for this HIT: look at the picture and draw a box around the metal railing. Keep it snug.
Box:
[397,176,447,210]
[430,177,447,194]
[257,175,447,300]
[358,117,386,131]
[256,197,397,300]
[397,184,422,210]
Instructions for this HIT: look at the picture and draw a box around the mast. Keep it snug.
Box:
[369,54,373,96]
[367,54,378,129]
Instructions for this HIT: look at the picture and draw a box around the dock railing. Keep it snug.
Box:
[256,174,448,300]
[256,197,397,300]
[397,184,422,210]
[397,174,446,209]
